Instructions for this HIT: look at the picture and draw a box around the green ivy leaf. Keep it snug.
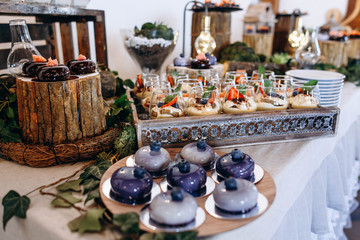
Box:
[123,79,135,89]
[85,190,100,205]
[68,209,105,233]
[80,165,102,180]
[5,107,14,119]
[1,128,22,143]
[9,94,16,103]
[51,192,81,208]
[78,209,105,233]
[112,70,119,76]
[2,190,30,230]
[83,178,100,194]
[113,212,139,234]
[0,119,5,131]
[150,231,198,240]
[56,179,82,192]
[97,160,111,175]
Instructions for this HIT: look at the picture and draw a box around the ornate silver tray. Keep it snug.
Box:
[127,91,340,148]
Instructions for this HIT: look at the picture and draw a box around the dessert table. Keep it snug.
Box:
[1,82,360,240]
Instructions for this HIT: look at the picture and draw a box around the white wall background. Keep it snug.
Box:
[87,0,348,79]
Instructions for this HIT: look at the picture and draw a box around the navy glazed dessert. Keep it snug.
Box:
[149,188,198,227]
[22,55,47,77]
[215,148,255,181]
[110,166,153,205]
[66,54,96,75]
[167,159,207,196]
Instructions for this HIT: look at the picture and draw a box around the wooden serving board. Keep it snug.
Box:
[100,149,276,236]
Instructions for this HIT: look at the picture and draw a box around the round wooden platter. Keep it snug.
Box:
[100,148,276,236]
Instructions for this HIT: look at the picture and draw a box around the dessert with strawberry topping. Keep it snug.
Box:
[288,81,319,109]
[223,86,257,114]
[66,54,96,75]
[186,86,222,116]
[36,58,70,81]
[22,55,47,77]
[256,86,288,111]
[150,91,185,118]
[190,52,210,69]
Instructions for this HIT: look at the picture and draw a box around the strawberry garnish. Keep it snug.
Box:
[161,97,177,108]
[47,58,58,67]
[259,87,267,97]
[167,74,174,87]
[196,52,206,61]
[227,87,244,100]
[208,91,217,104]
[137,74,143,87]
[197,76,205,83]
[32,55,46,63]
[77,54,87,61]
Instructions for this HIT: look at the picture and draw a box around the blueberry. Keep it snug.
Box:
[171,187,185,201]
[197,139,207,150]
[225,178,238,191]
[292,90,299,97]
[178,160,191,173]
[150,140,161,152]
[279,95,284,100]
[205,52,210,58]
[200,98,208,105]
[157,102,165,108]
[173,103,180,109]
[231,149,243,162]
[134,166,146,179]
[270,92,278,98]
[180,53,185,58]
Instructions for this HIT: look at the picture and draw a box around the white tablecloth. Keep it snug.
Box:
[1,82,360,240]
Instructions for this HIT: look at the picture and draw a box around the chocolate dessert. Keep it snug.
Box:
[215,149,255,181]
[110,166,153,205]
[66,54,96,75]
[36,58,70,82]
[22,55,47,77]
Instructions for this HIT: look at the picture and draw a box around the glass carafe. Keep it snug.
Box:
[7,19,41,76]
[295,27,321,69]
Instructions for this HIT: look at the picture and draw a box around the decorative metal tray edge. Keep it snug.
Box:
[126,90,340,148]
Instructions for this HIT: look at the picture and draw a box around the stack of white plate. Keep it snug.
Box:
[286,69,345,107]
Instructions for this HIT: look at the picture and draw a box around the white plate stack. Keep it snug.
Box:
[286,70,345,107]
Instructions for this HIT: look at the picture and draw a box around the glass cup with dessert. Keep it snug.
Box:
[287,81,320,109]
[251,70,274,81]
[196,70,219,87]
[256,85,289,111]
[135,73,160,101]
[150,90,185,118]
[224,70,248,85]
[270,75,293,88]
[141,81,171,112]
[167,71,188,89]
[186,86,222,116]
[176,78,203,97]
[223,85,257,114]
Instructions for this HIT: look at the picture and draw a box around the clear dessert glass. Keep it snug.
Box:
[256,85,288,111]
[195,70,219,87]
[186,86,222,116]
[141,82,171,112]
[167,72,188,89]
[176,78,203,97]
[150,90,185,119]
[269,75,293,88]
[224,71,248,84]
[251,70,275,80]
[206,78,221,91]
[223,85,257,114]
[287,83,320,109]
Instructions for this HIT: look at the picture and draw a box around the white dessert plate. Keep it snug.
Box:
[140,206,206,232]
[159,176,215,197]
[293,79,344,85]
[211,164,264,184]
[102,178,161,206]
[204,193,268,220]
[286,69,345,81]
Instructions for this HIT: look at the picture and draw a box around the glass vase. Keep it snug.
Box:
[295,27,321,69]
[7,19,41,76]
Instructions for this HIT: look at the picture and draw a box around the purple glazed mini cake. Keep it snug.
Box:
[66,54,96,75]
[149,188,198,227]
[180,140,215,170]
[215,149,255,181]
[213,178,258,214]
[134,141,171,177]
[110,166,153,205]
[173,53,191,67]
[167,160,207,196]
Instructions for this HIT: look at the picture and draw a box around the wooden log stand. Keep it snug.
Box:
[16,73,106,145]
[242,33,274,57]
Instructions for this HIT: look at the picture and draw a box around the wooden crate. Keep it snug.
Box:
[128,91,340,148]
